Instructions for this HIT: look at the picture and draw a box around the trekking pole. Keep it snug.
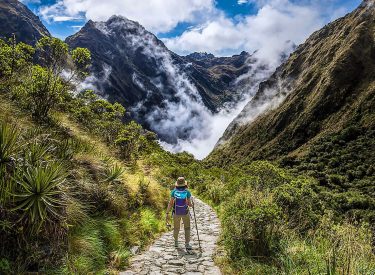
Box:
[192,197,202,252]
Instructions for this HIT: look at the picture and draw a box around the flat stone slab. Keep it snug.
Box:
[120,198,222,275]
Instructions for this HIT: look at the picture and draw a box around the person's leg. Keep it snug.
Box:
[182,214,191,247]
[173,215,181,246]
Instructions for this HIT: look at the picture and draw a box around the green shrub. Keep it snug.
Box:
[101,163,125,184]
[244,161,289,190]
[0,258,11,274]
[274,178,322,232]
[222,188,283,259]
[139,208,162,240]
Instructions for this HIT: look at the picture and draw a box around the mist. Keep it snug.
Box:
[91,16,288,160]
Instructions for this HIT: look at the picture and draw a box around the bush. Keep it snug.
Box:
[244,161,289,190]
[222,188,283,259]
[274,178,322,232]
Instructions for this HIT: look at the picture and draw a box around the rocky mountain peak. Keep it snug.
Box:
[0,0,50,45]
[186,52,215,61]
[66,16,255,143]
[94,15,145,35]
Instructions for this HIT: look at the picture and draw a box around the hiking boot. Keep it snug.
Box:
[185,243,192,250]
[174,240,178,248]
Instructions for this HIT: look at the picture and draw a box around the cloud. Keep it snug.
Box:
[71,25,84,30]
[39,0,215,33]
[164,0,327,67]
[88,17,271,159]
[237,0,248,4]
[20,0,41,3]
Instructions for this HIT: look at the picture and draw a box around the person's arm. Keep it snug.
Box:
[166,197,175,214]
[187,190,193,208]
[187,198,193,208]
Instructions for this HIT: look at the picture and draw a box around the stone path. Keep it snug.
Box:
[120,198,222,275]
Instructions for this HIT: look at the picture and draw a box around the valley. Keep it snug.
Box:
[0,0,374,274]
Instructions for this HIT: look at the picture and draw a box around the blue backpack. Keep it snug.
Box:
[173,188,189,215]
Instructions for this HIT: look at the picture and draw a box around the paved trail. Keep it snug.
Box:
[121,198,222,275]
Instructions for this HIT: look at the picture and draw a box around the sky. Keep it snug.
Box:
[23,0,361,57]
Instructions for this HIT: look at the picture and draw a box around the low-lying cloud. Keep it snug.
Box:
[91,17,273,159]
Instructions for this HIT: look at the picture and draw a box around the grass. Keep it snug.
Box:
[0,95,169,273]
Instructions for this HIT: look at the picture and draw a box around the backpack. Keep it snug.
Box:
[173,188,189,215]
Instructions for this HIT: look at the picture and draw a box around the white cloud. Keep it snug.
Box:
[20,0,41,3]
[39,0,215,33]
[238,0,248,4]
[164,0,326,67]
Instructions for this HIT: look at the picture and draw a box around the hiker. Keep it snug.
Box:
[166,177,193,250]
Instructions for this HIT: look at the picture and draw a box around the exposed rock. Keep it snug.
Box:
[65,16,255,143]
[0,0,50,45]
[131,246,141,255]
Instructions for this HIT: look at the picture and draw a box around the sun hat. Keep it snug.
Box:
[175,177,187,187]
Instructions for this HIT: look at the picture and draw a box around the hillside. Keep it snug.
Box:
[210,0,375,169]
[1,1,374,274]
[0,0,50,45]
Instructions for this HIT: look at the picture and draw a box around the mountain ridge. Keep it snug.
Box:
[0,0,50,44]
[209,0,375,166]
[65,15,256,143]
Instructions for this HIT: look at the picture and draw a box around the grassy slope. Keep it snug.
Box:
[207,2,375,224]
[0,94,170,273]
[209,2,375,165]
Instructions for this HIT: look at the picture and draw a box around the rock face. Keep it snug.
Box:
[66,16,253,142]
[120,198,222,275]
[210,0,375,165]
[0,0,50,45]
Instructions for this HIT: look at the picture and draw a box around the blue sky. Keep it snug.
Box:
[24,0,361,56]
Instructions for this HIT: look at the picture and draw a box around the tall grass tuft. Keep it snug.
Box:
[139,208,163,242]
[102,163,125,184]
[0,122,19,164]
[69,220,106,273]
[12,162,67,232]
[0,122,19,203]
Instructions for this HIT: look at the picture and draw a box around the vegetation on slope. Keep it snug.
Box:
[0,36,169,273]
[210,1,375,170]
[1,3,375,273]
[150,153,375,274]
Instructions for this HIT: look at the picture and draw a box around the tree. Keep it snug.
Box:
[26,65,66,119]
[70,90,126,142]
[0,37,34,92]
[115,121,144,160]
[23,37,91,120]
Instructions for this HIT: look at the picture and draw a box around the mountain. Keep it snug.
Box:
[210,0,375,169]
[65,16,254,142]
[0,0,50,45]
[185,52,215,60]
